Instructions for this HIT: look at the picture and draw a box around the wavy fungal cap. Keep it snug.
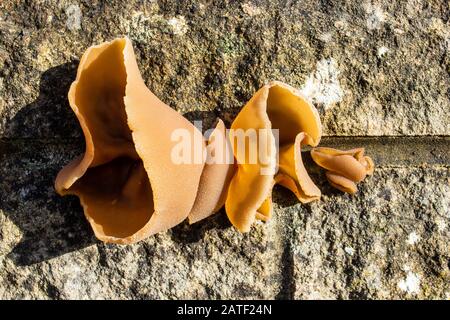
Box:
[54,37,373,241]
[311,147,374,194]
[225,81,322,232]
[188,119,235,224]
[276,132,321,203]
[55,37,205,244]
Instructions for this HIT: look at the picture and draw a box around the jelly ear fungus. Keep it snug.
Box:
[311,147,374,194]
[225,81,322,232]
[55,38,376,241]
[55,37,205,244]
[188,119,235,224]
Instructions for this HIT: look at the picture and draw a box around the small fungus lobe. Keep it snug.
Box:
[311,147,374,194]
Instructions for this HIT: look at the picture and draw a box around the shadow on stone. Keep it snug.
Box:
[183,110,226,134]
[3,62,82,139]
[274,243,295,300]
[169,209,232,245]
[1,63,96,266]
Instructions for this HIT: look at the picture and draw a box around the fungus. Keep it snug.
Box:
[55,37,205,244]
[188,119,235,224]
[310,147,374,194]
[225,81,322,232]
[276,132,321,203]
[55,38,375,241]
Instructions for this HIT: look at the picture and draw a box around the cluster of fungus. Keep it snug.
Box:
[55,37,374,244]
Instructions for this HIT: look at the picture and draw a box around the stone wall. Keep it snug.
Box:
[0,0,448,299]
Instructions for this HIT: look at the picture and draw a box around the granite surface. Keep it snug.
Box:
[0,0,449,299]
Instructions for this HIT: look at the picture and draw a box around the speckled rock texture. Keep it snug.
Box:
[0,0,449,299]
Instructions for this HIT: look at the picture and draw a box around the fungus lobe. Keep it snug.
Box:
[311,147,374,194]
[55,37,205,244]
[188,119,235,224]
[225,81,322,232]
